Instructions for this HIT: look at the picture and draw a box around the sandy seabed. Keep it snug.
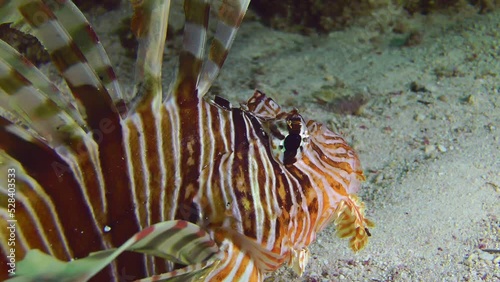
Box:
[79,3,499,281]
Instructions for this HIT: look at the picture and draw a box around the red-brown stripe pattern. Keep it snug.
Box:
[0,0,373,281]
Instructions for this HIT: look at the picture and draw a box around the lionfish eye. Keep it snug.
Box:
[265,110,308,165]
[284,133,301,152]
[282,112,308,165]
[283,133,301,165]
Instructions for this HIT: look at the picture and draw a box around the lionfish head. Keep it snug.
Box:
[245,90,373,252]
[304,120,365,194]
[246,90,364,188]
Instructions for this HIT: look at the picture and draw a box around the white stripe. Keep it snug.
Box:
[0,168,72,258]
[131,114,151,227]
[121,117,140,223]
[156,105,167,223]
[121,115,148,276]
[81,135,107,216]
[4,124,36,143]
[166,102,182,220]
[35,20,71,51]
[214,21,238,49]
[0,59,11,76]
[10,85,84,146]
[54,3,87,32]
[244,116,264,243]
[198,60,219,97]
[205,242,231,280]
[0,208,29,255]
[223,247,247,281]
[63,63,101,87]
[224,113,243,231]
[54,138,111,248]
[201,102,217,220]
[183,22,206,58]
[239,254,258,280]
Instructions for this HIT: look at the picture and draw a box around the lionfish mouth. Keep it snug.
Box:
[0,0,373,281]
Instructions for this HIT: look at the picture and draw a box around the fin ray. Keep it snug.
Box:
[0,51,88,149]
[197,0,251,98]
[6,220,220,282]
[130,0,171,111]
[171,0,210,106]
[171,0,250,105]
[47,0,127,116]
[12,0,122,131]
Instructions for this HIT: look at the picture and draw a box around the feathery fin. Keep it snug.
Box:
[47,0,127,116]
[0,53,87,149]
[172,0,210,107]
[0,151,74,260]
[0,0,33,34]
[6,220,221,282]
[0,1,124,118]
[2,2,133,260]
[333,195,374,252]
[14,0,121,132]
[131,0,171,111]
[172,0,250,105]
[0,39,86,130]
[197,0,251,98]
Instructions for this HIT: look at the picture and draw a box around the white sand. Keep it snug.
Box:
[228,9,500,282]
[86,4,499,281]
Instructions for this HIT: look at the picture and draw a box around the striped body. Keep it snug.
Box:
[0,0,373,281]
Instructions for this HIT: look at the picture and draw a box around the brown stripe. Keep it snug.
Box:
[153,256,168,275]
[195,104,214,223]
[204,104,228,224]
[63,85,130,238]
[9,179,66,258]
[218,0,245,27]
[173,43,203,221]
[160,105,176,221]
[104,65,117,82]
[213,95,231,110]
[308,142,350,196]
[83,24,100,44]
[106,120,149,278]
[70,24,98,52]
[175,51,203,106]
[246,113,274,243]
[208,38,229,68]
[51,41,87,72]
[272,164,294,249]
[19,1,56,28]
[312,140,356,174]
[230,108,258,239]
[286,165,317,244]
[126,121,146,226]
[139,107,162,225]
[0,69,31,95]
[0,118,105,260]
[184,0,210,27]
[304,197,319,246]
[246,111,293,244]
[131,1,151,38]
[67,85,142,276]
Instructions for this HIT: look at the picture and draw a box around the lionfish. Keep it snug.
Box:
[0,0,374,281]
